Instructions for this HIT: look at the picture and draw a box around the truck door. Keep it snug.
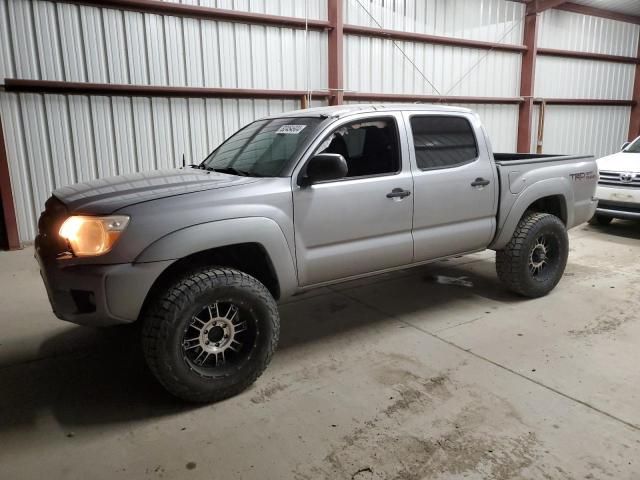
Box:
[404,112,497,262]
[292,113,414,286]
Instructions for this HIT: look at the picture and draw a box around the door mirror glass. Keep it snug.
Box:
[621,141,631,151]
[300,153,348,186]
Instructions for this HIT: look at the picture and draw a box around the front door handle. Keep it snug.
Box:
[471,177,490,187]
[387,188,411,199]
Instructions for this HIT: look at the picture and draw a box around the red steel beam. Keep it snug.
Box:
[61,0,331,30]
[0,115,20,250]
[517,12,539,153]
[526,0,569,15]
[3,79,331,101]
[536,98,634,106]
[629,39,640,140]
[6,79,632,107]
[344,24,527,53]
[538,47,640,65]
[328,0,344,105]
[343,92,523,104]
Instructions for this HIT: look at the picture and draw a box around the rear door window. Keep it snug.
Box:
[410,116,479,170]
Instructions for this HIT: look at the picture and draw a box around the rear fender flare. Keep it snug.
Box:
[491,178,572,250]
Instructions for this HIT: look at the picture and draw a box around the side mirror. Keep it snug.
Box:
[299,153,348,186]
[621,141,630,151]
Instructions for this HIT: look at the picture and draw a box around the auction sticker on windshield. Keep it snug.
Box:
[277,125,307,134]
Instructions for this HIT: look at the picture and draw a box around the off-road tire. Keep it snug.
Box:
[589,215,613,226]
[496,212,569,298]
[141,267,279,403]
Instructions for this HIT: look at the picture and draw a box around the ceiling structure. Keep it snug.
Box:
[518,0,640,20]
[570,0,640,17]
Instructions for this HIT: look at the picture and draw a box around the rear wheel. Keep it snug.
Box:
[142,267,279,403]
[496,212,569,298]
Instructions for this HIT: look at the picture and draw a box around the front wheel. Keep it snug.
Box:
[142,267,279,403]
[496,212,569,298]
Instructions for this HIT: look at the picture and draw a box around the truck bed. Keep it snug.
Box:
[494,153,593,165]
[490,151,597,249]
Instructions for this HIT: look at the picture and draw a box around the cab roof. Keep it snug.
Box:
[262,103,474,120]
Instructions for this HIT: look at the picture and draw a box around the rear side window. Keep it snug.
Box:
[410,116,478,170]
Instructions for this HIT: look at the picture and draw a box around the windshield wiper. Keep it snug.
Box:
[206,166,257,177]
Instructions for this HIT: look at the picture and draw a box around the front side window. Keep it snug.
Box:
[202,117,322,177]
[624,137,640,153]
[315,117,400,178]
[410,116,478,170]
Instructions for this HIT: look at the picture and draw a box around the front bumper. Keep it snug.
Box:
[595,185,640,220]
[596,199,640,220]
[35,241,172,327]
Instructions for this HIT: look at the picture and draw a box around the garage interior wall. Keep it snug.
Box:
[531,9,638,156]
[344,0,523,151]
[0,0,328,242]
[0,0,638,244]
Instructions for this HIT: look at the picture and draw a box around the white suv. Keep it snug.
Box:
[592,136,640,225]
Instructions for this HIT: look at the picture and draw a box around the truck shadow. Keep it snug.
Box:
[0,257,523,432]
[584,219,640,242]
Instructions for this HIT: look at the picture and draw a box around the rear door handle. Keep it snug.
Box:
[471,178,490,187]
[386,188,411,199]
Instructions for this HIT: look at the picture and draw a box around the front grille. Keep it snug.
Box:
[598,170,640,188]
[37,196,70,257]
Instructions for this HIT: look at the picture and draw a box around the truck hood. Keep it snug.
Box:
[597,151,640,172]
[53,168,259,215]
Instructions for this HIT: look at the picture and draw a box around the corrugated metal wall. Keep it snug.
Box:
[0,1,328,87]
[0,0,638,242]
[0,0,328,241]
[530,104,631,158]
[345,38,522,97]
[344,0,523,152]
[0,93,323,241]
[344,0,524,44]
[534,9,639,157]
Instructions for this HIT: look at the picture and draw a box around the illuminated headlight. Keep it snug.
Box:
[59,215,130,257]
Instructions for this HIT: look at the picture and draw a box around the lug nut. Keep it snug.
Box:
[205,340,210,345]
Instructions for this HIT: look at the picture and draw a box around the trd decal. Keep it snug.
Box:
[570,171,596,181]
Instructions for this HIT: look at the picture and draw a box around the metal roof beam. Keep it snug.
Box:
[526,0,569,16]
[557,2,640,25]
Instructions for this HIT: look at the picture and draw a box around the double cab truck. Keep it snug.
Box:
[36,105,598,402]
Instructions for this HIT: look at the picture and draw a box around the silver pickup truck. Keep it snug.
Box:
[35,104,597,402]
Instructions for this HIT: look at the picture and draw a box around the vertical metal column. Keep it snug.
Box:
[517,12,539,153]
[628,38,640,141]
[328,0,344,105]
[0,115,20,250]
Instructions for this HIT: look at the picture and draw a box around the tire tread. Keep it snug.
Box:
[496,212,567,298]
[141,267,279,403]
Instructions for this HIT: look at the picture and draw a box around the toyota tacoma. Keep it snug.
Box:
[36,104,598,402]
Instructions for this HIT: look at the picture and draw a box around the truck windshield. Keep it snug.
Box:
[201,117,322,176]
[623,137,640,153]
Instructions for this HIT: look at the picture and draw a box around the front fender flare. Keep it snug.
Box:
[135,217,298,299]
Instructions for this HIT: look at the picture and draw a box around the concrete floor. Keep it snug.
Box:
[0,222,639,480]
